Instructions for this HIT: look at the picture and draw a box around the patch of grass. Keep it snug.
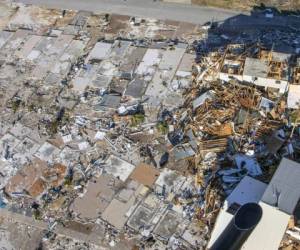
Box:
[11,99,21,113]
[64,176,73,186]
[131,114,145,127]
[290,110,300,124]
[156,121,169,134]
[62,112,71,123]
[49,120,59,135]
[33,209,42,220]
[27,103,37,112]
[48,110,70,135]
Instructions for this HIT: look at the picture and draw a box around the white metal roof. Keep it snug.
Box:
[261,157,300,214]
[287,84,300,109]
[207,176,267,248]
[241,202,290,250]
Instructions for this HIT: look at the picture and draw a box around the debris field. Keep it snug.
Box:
[0,1,300,250]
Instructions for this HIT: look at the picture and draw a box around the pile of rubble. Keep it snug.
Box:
[0,1,300,250]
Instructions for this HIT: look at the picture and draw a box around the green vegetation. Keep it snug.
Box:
[62,112,71,123]
[49,120,59,135]
[48,109,70,135]
[11,99,21,113]
[290,109,300,124]
[156,121,169,134]
[27,103,36,112]
[33,209,42,220]
[64,176,73,186]
[131,114,145,127]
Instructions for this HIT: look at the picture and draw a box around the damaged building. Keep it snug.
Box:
[0,1,300,250]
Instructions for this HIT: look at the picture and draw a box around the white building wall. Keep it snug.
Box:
[219,73,289,94]
[243,75,288,94]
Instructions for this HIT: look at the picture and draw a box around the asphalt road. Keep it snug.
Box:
[15,0,243,24]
